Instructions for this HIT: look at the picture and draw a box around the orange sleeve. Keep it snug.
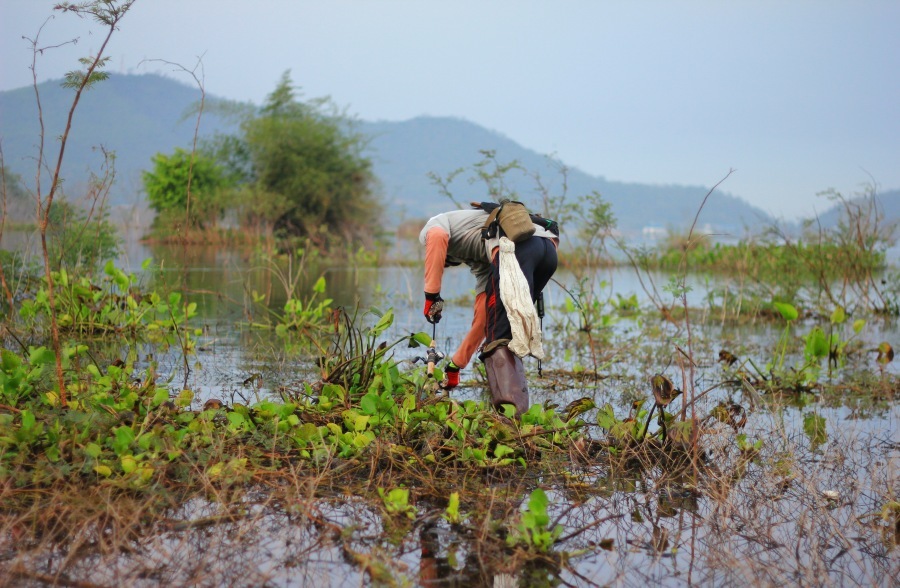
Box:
[423,227,449,294]
[451,291,487,368]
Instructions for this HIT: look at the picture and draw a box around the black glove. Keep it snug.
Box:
[424,292,444,324]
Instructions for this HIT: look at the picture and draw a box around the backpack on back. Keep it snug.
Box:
[477,200,559,242]
[484,200,535,243]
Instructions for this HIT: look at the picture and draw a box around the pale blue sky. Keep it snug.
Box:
[2,0,898,219]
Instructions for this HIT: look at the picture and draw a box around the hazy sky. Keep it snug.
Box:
[2,1,898,219]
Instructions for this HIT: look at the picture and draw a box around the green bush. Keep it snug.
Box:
[142,147,233,229]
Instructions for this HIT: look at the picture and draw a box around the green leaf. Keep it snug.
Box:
[208,462,224,478]
[360,392,378,415]
[830,306,846,324]
[353,414,370,432]
[852,319,866,334]
[28,347,56,367]
[112,426,135,455]
[21,410,35,432]
[804,327,829,361]
[226,412,245,427]
[596,403,617,430]
[802,412,827,448]
[296,422,319,442]
[494,444,515,459]
[174,389,193,408]
[152,388,170,408]
[411,331,434,347]
[444,491,461,524]
[772,301,798,322]
[372,309,394,334]
[527,488,550,527]
[313,276,326,293]
[85,443,102,458]
[120,455,137,474]
[1,349,22,372]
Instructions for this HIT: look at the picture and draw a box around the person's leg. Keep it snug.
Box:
[482,236,555,416]
[485,236,545,345]
[483,344,529,416]
[531,238,558,298]
[485,248,509,345]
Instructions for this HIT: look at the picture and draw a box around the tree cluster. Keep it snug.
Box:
[142,71,380,249]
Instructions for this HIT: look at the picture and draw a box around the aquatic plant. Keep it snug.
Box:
[506,488,563,553]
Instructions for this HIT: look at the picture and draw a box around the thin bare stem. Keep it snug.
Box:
[0,142,15,309]
[28,1,137,405]
[677,169,734,475]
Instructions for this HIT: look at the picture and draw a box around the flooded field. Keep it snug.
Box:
[1,241,898,587]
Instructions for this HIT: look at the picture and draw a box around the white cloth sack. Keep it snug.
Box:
[497,237,544,359]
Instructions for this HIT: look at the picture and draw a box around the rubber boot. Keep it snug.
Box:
[482,344,529,416]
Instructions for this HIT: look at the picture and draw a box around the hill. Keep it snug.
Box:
[806,188,900,232]
[362,116,770,234]
[1,73,773,234]
[0,73,238,212]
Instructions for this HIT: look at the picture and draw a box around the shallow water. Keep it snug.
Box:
[3,236,898,586]
[110,244,896,584]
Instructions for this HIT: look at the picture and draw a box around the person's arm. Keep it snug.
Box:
[423,226,449,296]
[451,291,487,369]
[423,226,449,322]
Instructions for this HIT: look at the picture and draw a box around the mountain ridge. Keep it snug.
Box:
[3,73,882,236]
[362,115,769,234]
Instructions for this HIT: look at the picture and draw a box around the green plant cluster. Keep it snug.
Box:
[17,260,197,346]
[0,269,586,504]
[637,186,897,315]
[143,148,234,230]
[0,314,602,578]
[506,488,563,552]
[143,71,380,250]
[719,299,875,394]
[650,238,885,284]
[0,260,641,576]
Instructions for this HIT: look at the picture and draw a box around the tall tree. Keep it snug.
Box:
[240,71,380,246]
